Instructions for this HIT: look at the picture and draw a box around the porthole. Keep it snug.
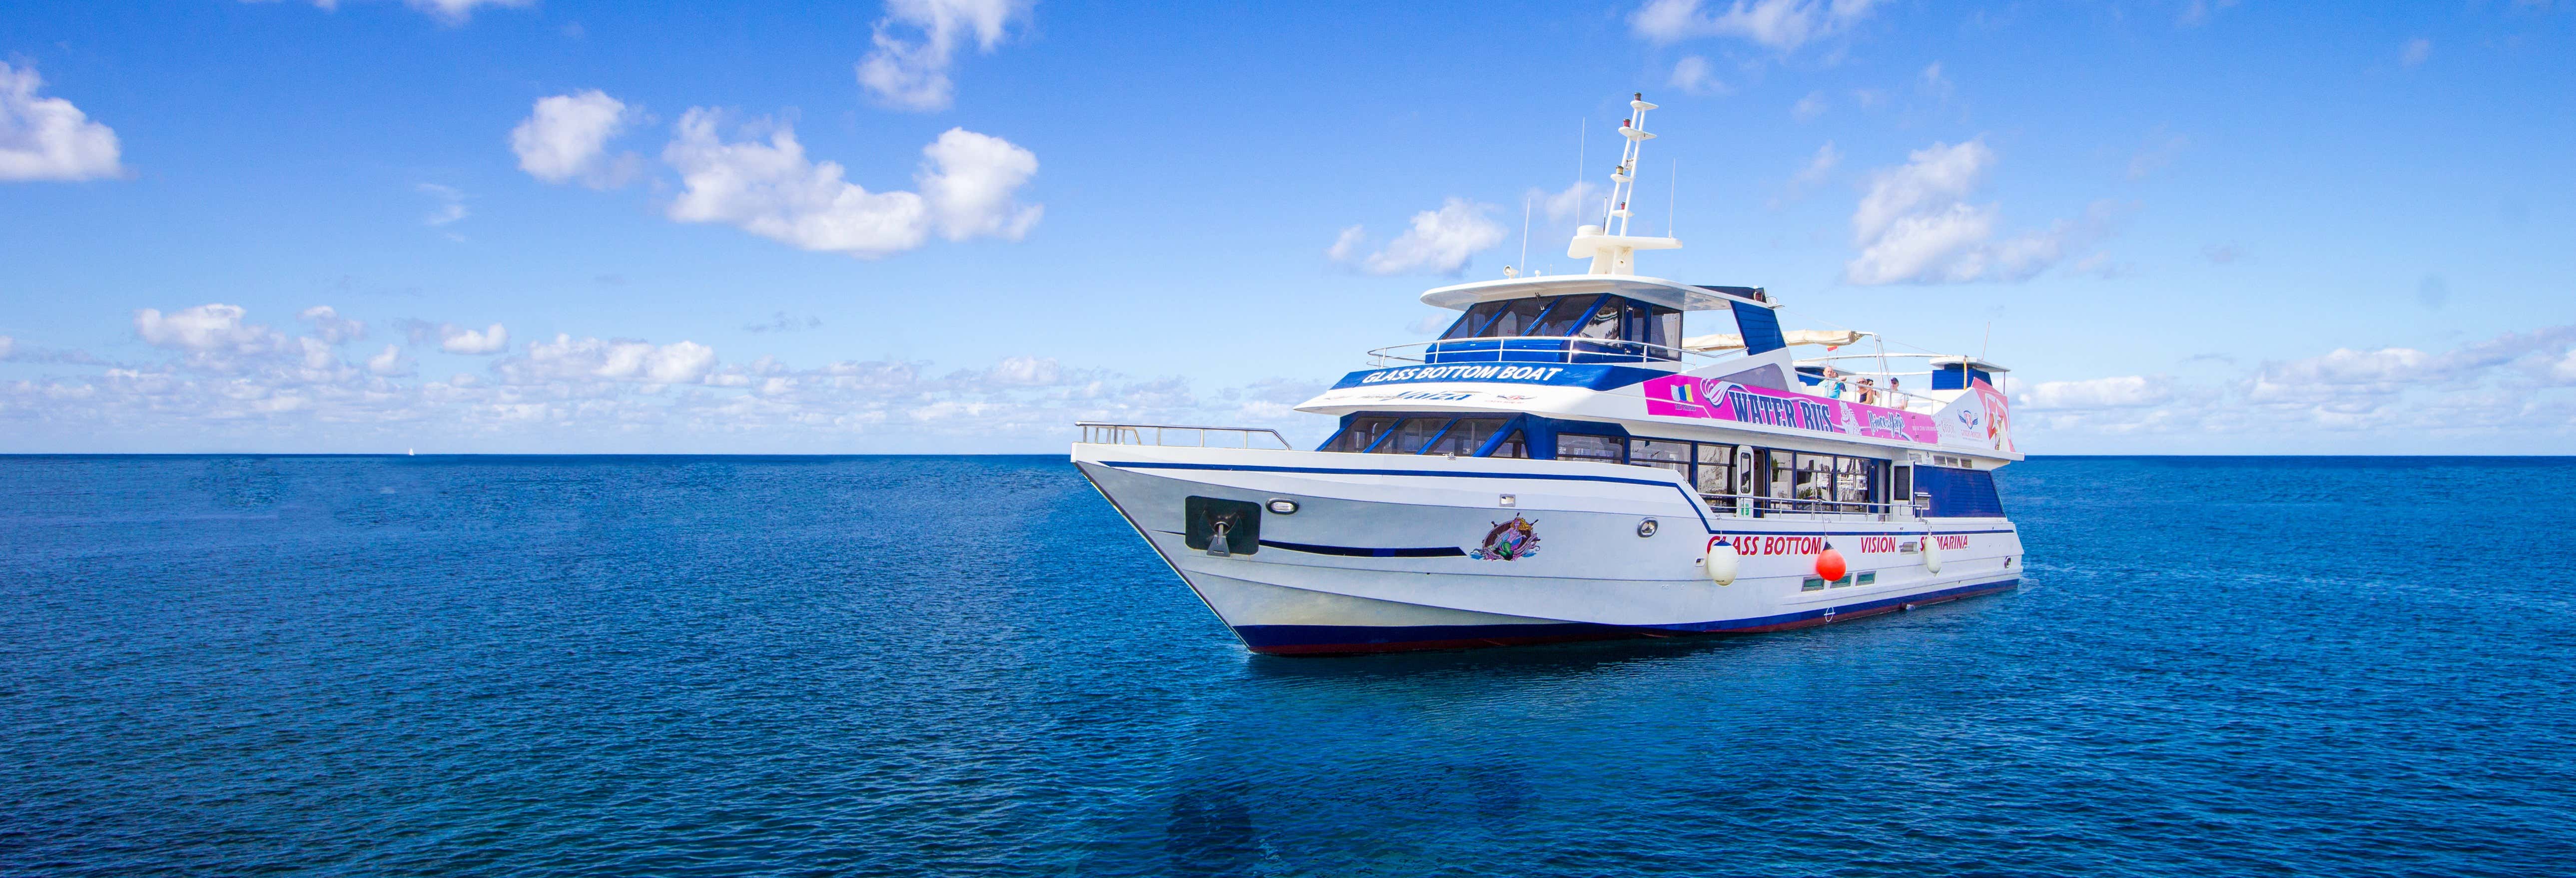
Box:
[1636,519,1659,538]
[1267,498,1299,514]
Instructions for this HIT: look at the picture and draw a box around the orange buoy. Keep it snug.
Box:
[1816,548,1847,582]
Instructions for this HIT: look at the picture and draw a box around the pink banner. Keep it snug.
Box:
[1641,374,1940,444]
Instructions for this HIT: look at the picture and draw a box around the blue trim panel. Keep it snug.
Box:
[1916,465,2005,517]
[1329,364,1667,391]
[1732,301,1788,354]
[1235,578,2020,649]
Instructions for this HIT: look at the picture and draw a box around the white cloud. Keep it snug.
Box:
[1629,0,1883,50]
[1325,226,1366,263]
[986,355,1060,387]
[245,0,533,24]
[1669,56,1728,95]
[1843,139,2119,285]
[417,183,467,226]
[1331,199,1509,277]
[438,324,509,355]
[1919,61,1952,99]
[2401,38,2432,68]
[1792,90,1828,121]
[1774,140,1839,205]
[365,344,414,377]
[2018,375,2174,410]
[0,62,123,182]
[499,335,715,386]
[661,110,1041,258]
[2023,326,2576,444]
[1531,180,1604,226]
[299,306,367,344]
[856,0,1034,112]
[512,90,639,187]
[135,304,281,354]
[918,128,1042,240]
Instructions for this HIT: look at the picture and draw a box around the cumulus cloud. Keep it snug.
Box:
[1792,91,1828,121]
[299,306,367,344]
[662,110,1040,258]
[1330,199,1509,277]
[1669,56,1729,95]
[2022,325,2576,444]
[5,299,1328,452]
[365,344,414,377]
[1843,139,2121,285]
[438,324,509,355]
[512,90,639,187]
[497,335,716,386]
[1532,180,1604,226]
[856,0,1034,112]
[1772,140,1839,206]
[417,183,467,227]
[2018,375,2175,410]
[0,62,123,182]
[247,0,532,24]
[136,304,283,354]
[1630,0,1883,50]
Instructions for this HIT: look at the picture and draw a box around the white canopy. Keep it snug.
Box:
[1682,329,1867,352]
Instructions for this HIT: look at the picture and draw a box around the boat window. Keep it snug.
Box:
[1442,297,1561,340]
[1557,433,1622,463]
[1573,297,1623,339]
[1325,416,1401,452]
[1484,429,1529,458]
[1794,453,1835,505]
[1426,417,1509,455]
[1693,443,1736,496]
[1628,439,1691,478]
[1836,456,1868,505]
[1374,418,1449,454]
[1530,295,1606,337]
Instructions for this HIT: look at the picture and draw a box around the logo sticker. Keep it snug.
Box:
[1470,516,1541,561]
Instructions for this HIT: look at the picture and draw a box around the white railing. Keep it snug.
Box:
[1364,336,1734,368]
[1077,422,1293,450]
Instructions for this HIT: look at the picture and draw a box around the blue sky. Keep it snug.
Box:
[2,0,2571,453]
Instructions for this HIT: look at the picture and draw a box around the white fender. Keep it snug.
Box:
[1705,539,1740,585]
[1922,534,1943,575]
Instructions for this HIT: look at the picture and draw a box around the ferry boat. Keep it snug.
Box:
[1073,94,2023,655]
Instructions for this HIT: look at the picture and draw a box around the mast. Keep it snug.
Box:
[1568,92,1682,275]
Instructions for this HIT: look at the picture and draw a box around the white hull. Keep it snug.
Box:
[1075,443,2022,655]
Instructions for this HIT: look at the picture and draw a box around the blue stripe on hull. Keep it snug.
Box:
[1235,578,2021,655]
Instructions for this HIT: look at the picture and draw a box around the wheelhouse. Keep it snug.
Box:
[1410,277,1784,366]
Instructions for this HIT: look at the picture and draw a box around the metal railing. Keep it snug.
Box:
[1077,422,1292,450]
[1364,336,1736,368]
[1699,492,1917,520]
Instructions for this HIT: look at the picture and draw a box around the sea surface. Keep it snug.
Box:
[3,454,2572,877]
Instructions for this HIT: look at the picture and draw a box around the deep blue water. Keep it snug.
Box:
[3,455,2573,877]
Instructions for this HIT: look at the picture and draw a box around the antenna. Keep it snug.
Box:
[1602,92,1658,236]
[1980,322,1992,361]
[1518,197,1532,275]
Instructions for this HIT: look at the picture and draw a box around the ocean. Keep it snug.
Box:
[3,454,2571,877]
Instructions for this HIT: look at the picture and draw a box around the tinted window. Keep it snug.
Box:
[1572,297,1624,339]
[1326,416,1400,452]
[1485,430,1529,459]
[1427,417,1508,455]
[1694,443,1738,495]
[1630,439,1691,478]
[1375,418,1449,454]
[1531,295,1605,337]
[1438,302,1506,340]
[1557,433,1622,462]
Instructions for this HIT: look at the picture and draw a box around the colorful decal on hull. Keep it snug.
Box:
[1469,517,1541,560]
[1640,375,1939,443]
